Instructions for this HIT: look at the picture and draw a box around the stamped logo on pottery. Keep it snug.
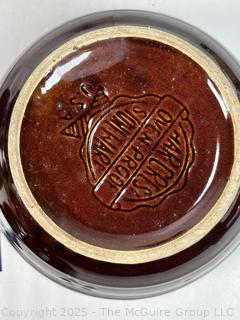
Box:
[60,84,194,211]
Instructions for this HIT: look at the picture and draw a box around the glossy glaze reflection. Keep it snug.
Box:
[19,37,234,251]
[0,11,240,299]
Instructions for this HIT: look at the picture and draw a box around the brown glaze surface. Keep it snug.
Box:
[1,10,240,299]
[19,37,234,251]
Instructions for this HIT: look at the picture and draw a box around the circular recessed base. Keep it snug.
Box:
[1,11,240,298]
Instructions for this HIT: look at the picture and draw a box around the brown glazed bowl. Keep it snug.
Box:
[1,10,240,299]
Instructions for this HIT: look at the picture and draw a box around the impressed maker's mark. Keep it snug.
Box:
[59,84,195,211]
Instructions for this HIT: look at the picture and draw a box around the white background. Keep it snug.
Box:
[0,1,240,319]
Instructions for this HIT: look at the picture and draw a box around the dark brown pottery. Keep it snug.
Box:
[1,10,240,299]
